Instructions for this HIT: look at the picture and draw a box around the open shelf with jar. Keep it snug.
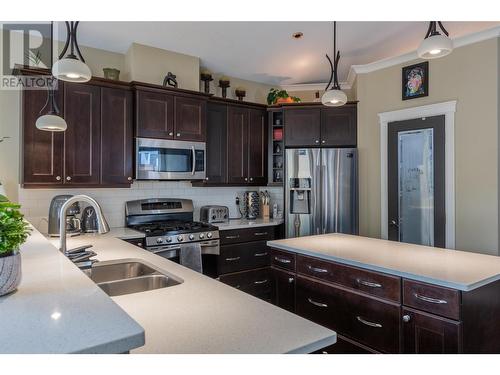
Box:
[268,109,284,186]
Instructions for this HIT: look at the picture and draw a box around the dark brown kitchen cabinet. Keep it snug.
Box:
[205,103,228,184]
[284,103,357,147]
[174,96,206,141]
[63,82,101,185]
[247,108,267,185]
[135,90,174,139]
[100,87,133,185]
[22,85,64,186]
[284,108,321,147]
[320,105,357,147]
[272,267,296,312]
[402,308,461,354]
[227,105,249,184]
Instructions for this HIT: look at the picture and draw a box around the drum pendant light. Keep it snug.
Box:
[36,22,67,132]
[52,21,91,82]
[417,21,453,59]
[321,21,347,107]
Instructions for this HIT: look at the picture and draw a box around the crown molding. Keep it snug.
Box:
[281,81,351,92]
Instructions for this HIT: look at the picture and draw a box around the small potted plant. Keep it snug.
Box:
[266,88,301,105]
[0,194,31,296]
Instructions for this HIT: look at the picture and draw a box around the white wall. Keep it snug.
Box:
[20,183,283,233]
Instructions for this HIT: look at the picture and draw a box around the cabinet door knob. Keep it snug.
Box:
[56,176,61,181]
[176,133,181,137]
[127,177,132,181]
[402,314,411,323]
[288,277,294,284]
[66,176,72,181]
[249,177,253,182]
[315,140,319,144]
[205,177,209,181]
[168,132,173,136]
[244,177,248,181]
[321,140,326,144]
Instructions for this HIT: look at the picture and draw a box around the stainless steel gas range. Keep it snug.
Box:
[125,199,220,265]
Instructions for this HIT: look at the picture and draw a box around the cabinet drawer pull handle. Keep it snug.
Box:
[254,279,269,285]
[274,256,291,264]
[254,232,268,236]
[225,256,241,261]
[307,264,328,273]
[414,293,447,304]
[356,316,382,328]
[254,252,268,257]
[356,278,382,288]
[225,235,240,239]
[307,297,328,308]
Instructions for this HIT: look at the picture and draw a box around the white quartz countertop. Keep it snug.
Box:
[0,228,145,354]
[215,218,283,231]
[45,228,336,354]
[267,234,500,291]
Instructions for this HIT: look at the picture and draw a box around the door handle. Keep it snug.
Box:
[389,219,399,229]
[191,146,196,175]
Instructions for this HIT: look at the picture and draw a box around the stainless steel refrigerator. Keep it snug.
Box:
[285,148,358,238]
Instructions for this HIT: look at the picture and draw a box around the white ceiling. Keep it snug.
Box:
[57,21,500,86]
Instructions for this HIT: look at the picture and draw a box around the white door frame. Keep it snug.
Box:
[378,100,457,249]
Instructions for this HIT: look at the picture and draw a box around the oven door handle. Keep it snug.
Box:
[151,241,220,254]
[191,146,196,176]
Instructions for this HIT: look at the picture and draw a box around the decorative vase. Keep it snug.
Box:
[0,252,21,296]
[219,79,230,98]
[235,89,246,101]
[103,68,120,81]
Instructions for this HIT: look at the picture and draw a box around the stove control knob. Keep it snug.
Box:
[189,234,195,240]
[207,232,213,239]
[177,235,184,242]
[166,237,172,243]
[199,233,205,239]
[156,238,164,244]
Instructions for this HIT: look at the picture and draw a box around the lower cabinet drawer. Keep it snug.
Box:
[219,268,273,297]
[296,275,400,353]
[403,279,460,320]
[271,249,296,271]
[218,241,271,274]
[314,335,379,354]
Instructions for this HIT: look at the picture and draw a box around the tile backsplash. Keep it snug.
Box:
[18,181,284,233]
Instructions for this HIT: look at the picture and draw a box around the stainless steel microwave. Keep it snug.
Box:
[135,138,206,180]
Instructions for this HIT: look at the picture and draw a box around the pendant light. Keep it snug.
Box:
[36,22,67,132]
[52,21,91,82]
[417,21,453,59]
[321,21,347,107]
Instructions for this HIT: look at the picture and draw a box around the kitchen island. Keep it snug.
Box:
[267,233,500,354]
[2,226,336,354]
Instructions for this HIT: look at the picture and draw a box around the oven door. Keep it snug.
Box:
[136,137,206,180]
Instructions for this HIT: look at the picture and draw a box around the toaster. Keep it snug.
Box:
[200,205,229,223]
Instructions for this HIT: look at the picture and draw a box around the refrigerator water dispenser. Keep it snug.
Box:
[289,178,311,214]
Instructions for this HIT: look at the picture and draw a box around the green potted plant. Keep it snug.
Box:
[266,88,301,105]
[0,194,31,296]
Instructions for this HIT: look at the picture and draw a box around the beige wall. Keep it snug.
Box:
[356,38,499,255]
[124,42,200,91]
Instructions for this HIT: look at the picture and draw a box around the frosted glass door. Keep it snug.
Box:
[398,128,434,246]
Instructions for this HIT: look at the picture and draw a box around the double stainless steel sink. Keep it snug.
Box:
[84,259,183,297]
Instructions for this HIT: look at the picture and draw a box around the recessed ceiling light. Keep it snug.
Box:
[292,32,303,39]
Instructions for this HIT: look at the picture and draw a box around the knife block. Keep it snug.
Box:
[261,204,270,220]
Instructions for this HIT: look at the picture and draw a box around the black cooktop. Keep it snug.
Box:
[131,221,216,237]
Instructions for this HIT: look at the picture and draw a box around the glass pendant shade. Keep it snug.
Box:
[321,88,347,107]
[52,57,91,83]
[417,33,453,59]
[35,113,67,132]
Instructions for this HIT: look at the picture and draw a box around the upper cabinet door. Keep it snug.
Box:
[247,108,267,185]
[174,96,207,142]
[227,106,249,184]
[320,105,357,147]
[284,108,321,147]
[135,90,174,139]
[101,87,133,186]
[22,85,64,186]
[205,103,228,184]
[63,82,101,185]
